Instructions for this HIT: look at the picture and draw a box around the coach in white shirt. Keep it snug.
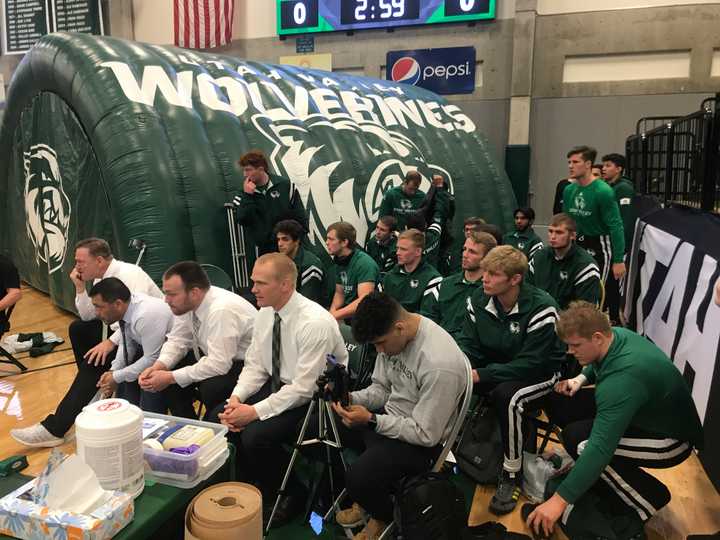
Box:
[215,253,348,526]
[11,237,162,448]
[139,261,256,418]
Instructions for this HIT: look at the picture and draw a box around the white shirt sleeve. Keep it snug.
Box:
[113,311,173,383]
[171,308,252,388]
[75,291,96,321]
[156,315,193,371]
[231,327,269,403]
[252,320,334,421]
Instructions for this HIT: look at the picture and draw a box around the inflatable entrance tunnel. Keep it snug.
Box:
[0,33,516,312]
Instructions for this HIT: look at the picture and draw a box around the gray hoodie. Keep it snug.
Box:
[351,317,468,447]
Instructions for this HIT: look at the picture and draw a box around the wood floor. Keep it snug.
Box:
[1,286,719,539]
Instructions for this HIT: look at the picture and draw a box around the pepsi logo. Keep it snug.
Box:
[390,56,421,85]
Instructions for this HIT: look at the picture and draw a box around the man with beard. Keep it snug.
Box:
[366,215,398,276]
[11,238,162,448]
[274,219,332,307]
[502,207,544,262]
[424,231,497,339]
[528,213,601,309]
[379,229,442,314]
[327,222,379,323]
[563,146,626,289]
[139,261,257,418]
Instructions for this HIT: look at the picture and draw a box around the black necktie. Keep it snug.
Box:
[271,313,282,392]
[118,319,129,366]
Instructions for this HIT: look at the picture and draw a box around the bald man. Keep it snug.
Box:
[213,253,349,527]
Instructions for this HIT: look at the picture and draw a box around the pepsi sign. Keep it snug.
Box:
[386,47,476,95]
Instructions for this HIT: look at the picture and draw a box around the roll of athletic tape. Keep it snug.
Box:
[185,482,262,540]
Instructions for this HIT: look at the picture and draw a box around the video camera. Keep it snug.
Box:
[320,354,349,407]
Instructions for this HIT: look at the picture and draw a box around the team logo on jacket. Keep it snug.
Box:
[560,271,569,280]
[509,322,521,334]
[390,57,421,85]
[518,242,525,249]
[270,190,280,198]
[410,279,419,288]
[24,144,72,274]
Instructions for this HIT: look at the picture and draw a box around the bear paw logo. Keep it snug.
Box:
[24,144,72,274]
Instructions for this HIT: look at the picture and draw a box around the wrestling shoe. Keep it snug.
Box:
[336,502,367,528]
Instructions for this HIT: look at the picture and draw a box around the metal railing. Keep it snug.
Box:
[625,94,719,213]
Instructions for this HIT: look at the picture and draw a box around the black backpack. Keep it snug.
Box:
[455,401,503,484]
[394,472,467,540]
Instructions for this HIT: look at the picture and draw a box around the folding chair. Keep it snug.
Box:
[199,263,234,291]
[0,306,28,372]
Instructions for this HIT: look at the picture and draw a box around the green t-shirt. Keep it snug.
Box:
[378,186,426,230]
[502,227,544,261]
[457,282,566,384]
[557,328,704,504]
[380,260,442,314]
[563,179,625,263]
[335,249,380,308]
[527,244,601,309]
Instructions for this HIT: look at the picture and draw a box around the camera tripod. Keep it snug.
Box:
[265,376,349,534]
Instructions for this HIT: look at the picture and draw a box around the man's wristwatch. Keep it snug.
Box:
[368,413,378,431]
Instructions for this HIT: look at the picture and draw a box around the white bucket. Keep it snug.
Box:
[75,398,145,498]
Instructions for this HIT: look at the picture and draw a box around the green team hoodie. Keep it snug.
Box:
[380,260,442,314]
[234,174,307,258]
[378,186,426,230]
[423,222,442,269]
[527,244,601,309]
[563,179,625,263]
[422,271,482,338]
[366,234,398,274]
[607,176,636,252]
[293,246,332,307]
[557,328,704,504]
[335,249,379,308]
[458,282,566,384]
[502,228,544,261]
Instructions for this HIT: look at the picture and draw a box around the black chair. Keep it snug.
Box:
[0,306,28,371]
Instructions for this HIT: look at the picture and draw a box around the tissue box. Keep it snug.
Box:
[0,478,134,540]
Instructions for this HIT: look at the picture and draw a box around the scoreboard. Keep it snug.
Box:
[277,0,496,36]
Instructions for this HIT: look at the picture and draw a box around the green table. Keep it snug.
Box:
[0,444,235,540]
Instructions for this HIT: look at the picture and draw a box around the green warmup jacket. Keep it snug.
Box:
[503,228,544,262]
[557,328,704,504]
[335,249,380,308]
[527,244,601,309]
[380,261,442,314]
[234,174,307,258]
[608,176,636,253]
[423,271,482,338]
[293,246,332,308]
[458,282,566,384]
[378,186,426,230]
[366,234,398,275]
[563,180,625,264]
[423,222,442,269]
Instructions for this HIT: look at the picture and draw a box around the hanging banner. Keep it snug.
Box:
[52,0,103,35]
[1,0,51,55]
[625,206,720,489]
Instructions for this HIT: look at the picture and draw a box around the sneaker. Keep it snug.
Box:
[352,518,387,540]
[489,470,522,515]
[336,502,367,528]
[10,424,65,448]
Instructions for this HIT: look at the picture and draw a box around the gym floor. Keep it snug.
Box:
[1,286,719,539]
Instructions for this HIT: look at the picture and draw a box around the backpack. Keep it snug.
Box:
[455,400,503,484]
[394,472,467,540]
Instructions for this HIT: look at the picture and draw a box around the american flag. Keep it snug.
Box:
[173,0,235,49]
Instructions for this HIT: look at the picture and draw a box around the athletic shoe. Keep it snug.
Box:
[352,518,387,540]
[336,502,367,528]
[489,470,522,515]
[10,424,65,448]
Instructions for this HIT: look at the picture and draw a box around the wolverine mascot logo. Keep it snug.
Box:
[24,144,72,274]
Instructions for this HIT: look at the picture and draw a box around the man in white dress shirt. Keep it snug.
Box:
[139,261,256,418]
[215,253,348,526]
[86,277,175,411]
[11,238,162,448]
